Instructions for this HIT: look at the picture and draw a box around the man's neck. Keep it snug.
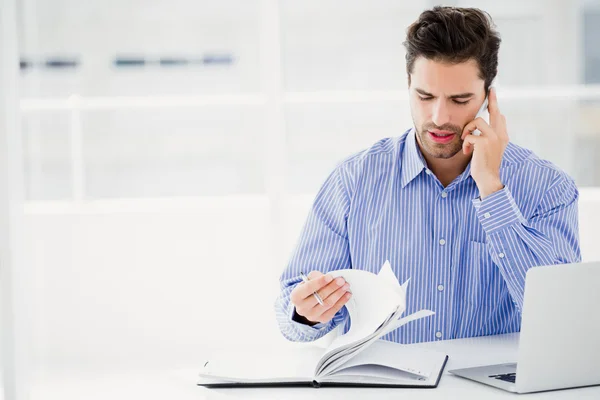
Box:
[417,142,471,188]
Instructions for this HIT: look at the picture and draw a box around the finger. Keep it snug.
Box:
[293,284,326,314]
[463,141,472,156]
[307,271,323,280]
[461,117,493,140]
[296,277,348,311]
[296,273,333,300]
[497,114,509,142]
[488,87,501,126]
[289,273,326,305]
[316,277,348,301]
[316,292,353,323]
[320,283,351,307]
[462,134,482,155]
[294,293,320,315]
[302,282,350,317]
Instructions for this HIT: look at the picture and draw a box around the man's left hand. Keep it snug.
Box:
[461,87,509,199]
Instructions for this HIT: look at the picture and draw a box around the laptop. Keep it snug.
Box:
[449,261,600,394]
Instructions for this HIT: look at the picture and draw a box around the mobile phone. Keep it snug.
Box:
[472,96,489,137]
[472,80,496,136]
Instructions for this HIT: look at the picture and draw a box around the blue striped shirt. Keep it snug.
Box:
[275,128,581,344]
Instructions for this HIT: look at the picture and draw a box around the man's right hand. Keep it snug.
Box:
[290,271,352,325]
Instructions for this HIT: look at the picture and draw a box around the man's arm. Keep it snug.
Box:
[274,166,353,342]
[473,174,581,312]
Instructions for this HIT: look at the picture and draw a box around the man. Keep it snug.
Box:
[275,6,581,344]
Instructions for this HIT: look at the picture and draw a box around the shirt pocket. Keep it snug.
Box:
[454,240,515,337]
[461,241,503,308]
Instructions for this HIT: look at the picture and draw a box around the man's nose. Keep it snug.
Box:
[431,100,451,127]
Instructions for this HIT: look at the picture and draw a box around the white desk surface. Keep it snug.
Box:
[27,333,600,400]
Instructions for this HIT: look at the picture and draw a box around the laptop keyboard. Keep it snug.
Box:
[489,373,516,383]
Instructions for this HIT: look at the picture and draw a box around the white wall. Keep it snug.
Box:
[25,197,281,372]
[23,188,600,373]
[577,188,600,262]
[20,0,600,203]
[8,0,600,388]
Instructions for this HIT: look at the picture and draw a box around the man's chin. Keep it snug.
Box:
[433,150,461,159]
[416,128,463,159]
[423,140,463,159]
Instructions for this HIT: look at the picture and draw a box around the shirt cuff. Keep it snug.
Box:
[291,307,327,329]
[472,186,527,234]
[287,302,330,333]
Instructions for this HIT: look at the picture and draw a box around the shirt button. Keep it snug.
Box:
[484,212,491,219]
[439,239,446,246]
[437,284,444,292]
[435,331,442,339]
[499,252,505,259]
[425,169,432,175]
[441,191,448,198]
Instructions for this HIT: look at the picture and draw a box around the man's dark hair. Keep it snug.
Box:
[403,6,501,93]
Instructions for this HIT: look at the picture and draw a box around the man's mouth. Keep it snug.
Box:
[428,130,456,144]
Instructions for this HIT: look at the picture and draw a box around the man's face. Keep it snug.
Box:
[409,57,486,159]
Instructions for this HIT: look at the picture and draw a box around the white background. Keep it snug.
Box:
[2,0,600,397]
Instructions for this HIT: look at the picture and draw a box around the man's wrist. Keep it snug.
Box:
[478,176,504,199]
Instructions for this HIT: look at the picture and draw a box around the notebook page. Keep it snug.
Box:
[323,265,402,356]
[316,307,404,376]
[314,263,435,377]
[199,346,322,383]
[331,339,445,379]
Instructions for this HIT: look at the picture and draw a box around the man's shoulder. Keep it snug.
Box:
[326,131,410,197]
[503,142,576,188]
[337,131,409,171]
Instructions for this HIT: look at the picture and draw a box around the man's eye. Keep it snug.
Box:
[419,96,433,101]
[453,100,470,105]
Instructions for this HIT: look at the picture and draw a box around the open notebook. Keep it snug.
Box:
[198,261,448,388]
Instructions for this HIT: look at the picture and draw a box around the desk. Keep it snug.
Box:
[26,333,600,400]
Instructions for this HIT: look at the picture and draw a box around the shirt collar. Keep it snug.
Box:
[400,128,428,188]
[400,128,517,189]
